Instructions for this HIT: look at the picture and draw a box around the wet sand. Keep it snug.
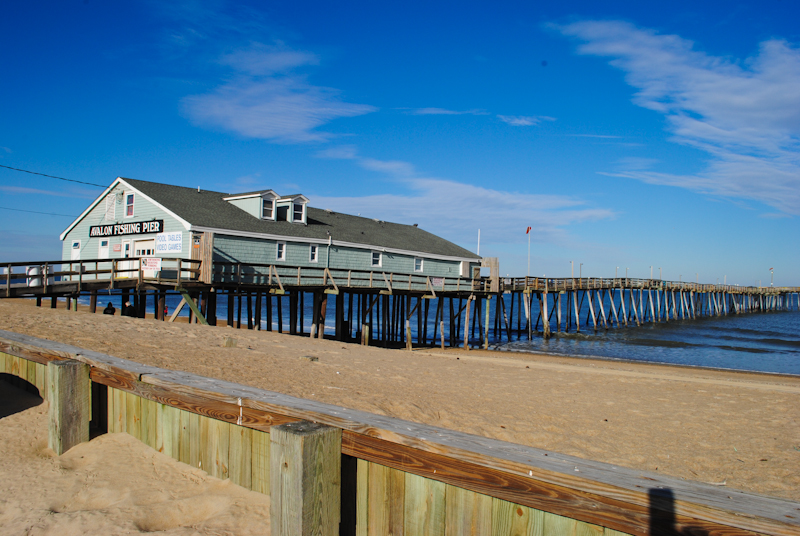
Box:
[1,298,799,502]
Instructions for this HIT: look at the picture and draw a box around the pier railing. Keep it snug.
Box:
[2,257,200,296]
[5,257,797,298]
[501,276,798,294]
[210,260,479,293]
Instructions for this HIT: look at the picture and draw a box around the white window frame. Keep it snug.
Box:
[125,192,135,218]
[262,197,275,220]
[371,251,382,268]
[414,257,423,273]
[276,242,286,261]
[292,202,305,223]
[309,244,318,263]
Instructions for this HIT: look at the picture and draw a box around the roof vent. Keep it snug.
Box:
[324,208,334,213]
[372,218,380,223]
[413,223,418,227]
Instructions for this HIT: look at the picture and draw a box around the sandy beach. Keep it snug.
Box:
[0,380,271,535]
[1,298,799,503]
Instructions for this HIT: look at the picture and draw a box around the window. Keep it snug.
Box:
[276,242,286,261]
[293,202,304,223]
[371,251,382,267]
[262,197,274,220]
[125,193,135,217]
[414,257,423,272]
[309,245,318,263]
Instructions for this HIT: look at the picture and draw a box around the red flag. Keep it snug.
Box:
[526,226,532,234]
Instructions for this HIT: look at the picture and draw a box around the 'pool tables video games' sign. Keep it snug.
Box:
[89,220,164,238]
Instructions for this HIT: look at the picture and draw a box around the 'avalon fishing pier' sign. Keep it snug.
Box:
[89,220,164,238]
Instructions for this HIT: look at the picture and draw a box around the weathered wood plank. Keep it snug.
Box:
[367,462,405,536]
[250,428,269,494]
[92,368,297,431]
[229,423,252,488]
[357,458,370,536]
[404,472,445,536]
[444,485,492,536]
[542,511,603,536]
[491,499,543,536]
[125,389,141,440]
[34,362,47,399]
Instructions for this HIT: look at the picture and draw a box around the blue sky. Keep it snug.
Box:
[2,1,799,286]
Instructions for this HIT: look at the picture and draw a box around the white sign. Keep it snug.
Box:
[141,257,162,271]
[431,277,444,288]
[156,232,182,254]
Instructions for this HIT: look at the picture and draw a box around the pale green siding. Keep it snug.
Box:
[227,196,262,219]
[213,234,471,277]
[61,183,190,261]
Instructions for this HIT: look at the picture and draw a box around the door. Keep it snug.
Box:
[119,240,134,278]
[135,239,157,278]
[70,240,81,260]
[98,239,109,259]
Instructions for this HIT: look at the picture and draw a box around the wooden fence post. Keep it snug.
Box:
[270,421,342,536]
[47,359,91,455]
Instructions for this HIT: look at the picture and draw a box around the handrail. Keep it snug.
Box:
[2,257,798,295]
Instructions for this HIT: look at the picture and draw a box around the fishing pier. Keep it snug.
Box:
[3,257,799,348]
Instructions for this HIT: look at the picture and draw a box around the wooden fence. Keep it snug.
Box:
[1,330,798,536]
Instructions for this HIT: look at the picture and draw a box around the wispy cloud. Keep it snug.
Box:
[0,186,96,199]
[570,134,622,139]
[410,107,488,116]
[182,43,376,143]
[497,115,555,126]
[314,147,614,246]
[557,20,800,215]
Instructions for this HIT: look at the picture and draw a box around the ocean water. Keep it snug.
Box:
[79,291,800,376]
[496,311,800,376]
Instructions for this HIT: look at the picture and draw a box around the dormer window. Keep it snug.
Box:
[293,202,304,222]
[262,196,275,220]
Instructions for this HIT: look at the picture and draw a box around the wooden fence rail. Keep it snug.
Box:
[1,330,798,536]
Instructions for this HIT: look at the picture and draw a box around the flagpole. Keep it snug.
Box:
[527,230,531,277]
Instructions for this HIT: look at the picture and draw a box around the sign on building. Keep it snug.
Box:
[89,219,164,237]
[140,257,162,271]
[156,232,182,254]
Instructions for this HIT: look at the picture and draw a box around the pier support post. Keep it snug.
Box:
[270,421,341,536]
[47,359,91,455]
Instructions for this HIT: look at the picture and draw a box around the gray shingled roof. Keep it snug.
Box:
[124,178,479,260]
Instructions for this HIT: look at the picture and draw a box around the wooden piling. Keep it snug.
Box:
[47,359,91,455]
[270,421,341,536]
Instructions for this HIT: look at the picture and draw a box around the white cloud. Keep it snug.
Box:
[182,43,376,143]
[558,20,800,214]
[0,186,96,199]
[411,107,488,115]
[311,150,614,247]
[497,115,556,126]
[219,42,318,75]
